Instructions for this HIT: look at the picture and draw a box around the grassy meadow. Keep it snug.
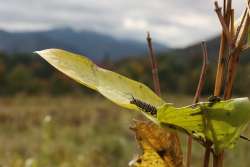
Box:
[0,94,249,167]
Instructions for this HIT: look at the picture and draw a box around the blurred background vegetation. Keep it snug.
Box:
[1,45,250,166]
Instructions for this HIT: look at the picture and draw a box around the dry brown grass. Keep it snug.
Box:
[0,95,249,167]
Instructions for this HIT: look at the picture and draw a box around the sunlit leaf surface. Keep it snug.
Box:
[158,97,250,153]
[36,49,165,119]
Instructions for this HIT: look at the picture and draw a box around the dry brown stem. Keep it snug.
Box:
[214,0,230,97]
[213,1,250,167]
[224,15,250,99]
[246,0,250,17]
[147,32,161,96]
[146,32,183,166]
[203,142,213,167]
[194,42,208,103]
[223,0,227,15]
[234,9,247,44]
[215,2,233,47]
[213,1,232,167]
[230,9,235,38]
[187,42,208,167]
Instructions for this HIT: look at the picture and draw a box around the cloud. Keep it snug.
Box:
[0,0,245,47]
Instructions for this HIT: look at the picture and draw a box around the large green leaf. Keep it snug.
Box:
[36,49,165,122]
[157,97,250,153]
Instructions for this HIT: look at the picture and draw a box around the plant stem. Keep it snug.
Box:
[200,42,210,167]
[230,9,234,38]
[186,136,192,167]
[147,32,161,96]
[146,32,183,166]
[203,142,212,167]
[213,1,232,167]
[224,13,250,99]
[214,2,227,97]
[215,2,233,47]
[194,42,208,103]
[197,42,211,167]
[187,42,208,167]
[234,9,247,44]
[213,1,250,166]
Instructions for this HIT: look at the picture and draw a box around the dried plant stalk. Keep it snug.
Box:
[224,14,250,99]
[147,32,161,96]
[215,2,233,47]
[186,42,208,167]
[213,1,250,167]
[213,1,232,167]
[146,32,183,165]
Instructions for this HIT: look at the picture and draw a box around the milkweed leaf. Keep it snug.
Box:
[157,97,250,153]
[129,120,183,167]
[35,49,166,122]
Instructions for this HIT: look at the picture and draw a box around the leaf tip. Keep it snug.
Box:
[34,48,63,55]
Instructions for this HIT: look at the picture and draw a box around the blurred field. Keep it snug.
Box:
[0,95,249,167]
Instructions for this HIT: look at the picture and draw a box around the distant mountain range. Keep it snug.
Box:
[0,28,168,60]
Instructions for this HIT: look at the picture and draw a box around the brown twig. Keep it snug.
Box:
[234,9,247,44]
[213,154,219,167]
[194,42,208,103]
[214,34,226,97]
[224,15,250,99]
[213,1,232,167]
[213,1,250,167]
[198,42,211,167]
[246,0,250,17]
[223,0,227,16]
[236,15,250,48]
[213,151,225,167]
[226,0,232,16]
[147,32,161,96]
[214,2,233,47]
[214,4,227,97]
[230,9,235,38]
[203,142,213,167]
[186,41,208,167]
[186,136,192,167]
[215,1,233,166]
[213,0,234,98]
[146,32,183,165]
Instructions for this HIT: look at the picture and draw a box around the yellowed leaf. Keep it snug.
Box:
[130,120,183,167]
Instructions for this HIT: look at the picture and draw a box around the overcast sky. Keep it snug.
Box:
[0,0,245,47]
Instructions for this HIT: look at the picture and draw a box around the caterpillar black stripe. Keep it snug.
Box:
[130,97,157,116]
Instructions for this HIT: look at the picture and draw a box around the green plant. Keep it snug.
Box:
[33,1,250,166]
[36,47,250,166]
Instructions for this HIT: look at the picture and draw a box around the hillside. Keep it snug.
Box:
[168,35,250,62]
[168,36,220,60]
[0,28,168,60]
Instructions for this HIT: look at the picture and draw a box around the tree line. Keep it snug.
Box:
[0,51,250,96]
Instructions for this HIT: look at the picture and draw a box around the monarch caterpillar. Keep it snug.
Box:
[130,97,157,116]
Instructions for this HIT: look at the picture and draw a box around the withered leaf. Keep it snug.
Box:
[130,120,183,167]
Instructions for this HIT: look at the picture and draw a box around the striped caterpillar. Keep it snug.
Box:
[130,97,157,116]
